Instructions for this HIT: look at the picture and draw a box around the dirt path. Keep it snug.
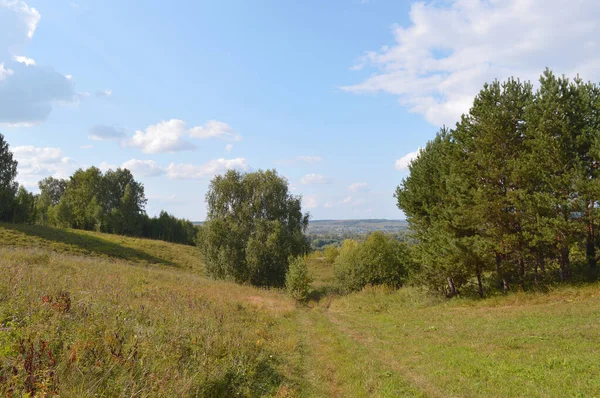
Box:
[296,307,428,397]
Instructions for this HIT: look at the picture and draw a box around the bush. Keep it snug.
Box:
[324,245,340,264]
[334,232,411,293]
[286,256,312,302]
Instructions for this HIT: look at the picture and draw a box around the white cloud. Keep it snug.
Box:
[303,195,318,209]
[0,63,13,80]
[343,0,600,126]
[99,161,117,172]
[89,125,126,141]
[166,158,249,179]
[395,150,420,171]
[0,0,40,40]
[128,119,196,154]
[324,202,333,208]
[12,145,76,187]
[12,55,34,66]
[0,3,74,125]
[343,196,352,204]
[189,120,241,141]
[225,144,233,152]
[122,159,164,177]
[348,182,368,192]
[96,88,112,98]
[300,173,330,185]
[80,144,93,149]
[0,63,75,125]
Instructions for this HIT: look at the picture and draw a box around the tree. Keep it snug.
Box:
[286,256,312,302]
[104,168,147,235]
[397,70,600,296]
[57,167,106,230]
[200,169,309,287]
[0,133,18,220]
[36,177,67,225]
[12,186,35,224]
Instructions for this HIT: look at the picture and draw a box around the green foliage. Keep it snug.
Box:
[12,186,36,224]
[397,70,600,296]
[200,169,309,287]
[334,232,411,293]
[286,256,313,302]
[324,245,339,264]
[0,133,18,220]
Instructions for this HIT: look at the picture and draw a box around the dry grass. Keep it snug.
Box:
[3,223,600,397]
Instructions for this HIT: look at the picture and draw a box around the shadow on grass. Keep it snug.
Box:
[0,223,178,267]
[308,285,336,303]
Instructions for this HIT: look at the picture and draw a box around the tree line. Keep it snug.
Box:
[3,68,599,299]
[0,134,197,246]
[397,69,600,297]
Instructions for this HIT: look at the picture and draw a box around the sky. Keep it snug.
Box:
[1,0,599,221]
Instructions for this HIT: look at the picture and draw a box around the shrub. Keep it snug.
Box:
[334,232,411,293]
[324,245,340,264]
[286,256,312,302]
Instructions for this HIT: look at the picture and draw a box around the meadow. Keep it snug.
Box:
[1,223,600,397]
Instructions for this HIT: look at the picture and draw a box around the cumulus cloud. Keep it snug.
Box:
[0,63,75,125]
[122,159,164,177]
[189,120,241,141]
[225,144,233,153]
[324,202,333,208]
[300,173,330,185]
[348,182,368,192]
[128,119,196,154]
[12,145,76,187]
[12,55,34,66]
[89,125,126,141]
[166,158,249,179]
[0,2,75,125]
[127,119,242,154]
[303,195,318,209]
[0,0,40,44]
[0,63,13,80]
[342,0,600,126]
[395,150,420,171]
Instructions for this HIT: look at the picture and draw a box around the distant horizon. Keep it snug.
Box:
[192,218,407,223]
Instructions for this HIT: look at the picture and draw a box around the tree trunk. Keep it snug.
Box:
[446,277,457,298]
[518,257,526,291]
[496,253,509,294]
[476,264,484,298]
[587,213,596,269]
[559,245,570,281]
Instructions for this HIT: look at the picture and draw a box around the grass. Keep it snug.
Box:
[2,223,600,396]
[0,222,202,270]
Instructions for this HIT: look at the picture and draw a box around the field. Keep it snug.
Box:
[2,222,600,397]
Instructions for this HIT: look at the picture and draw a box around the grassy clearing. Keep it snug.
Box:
[0,223,202,270]
[2,225,600,397]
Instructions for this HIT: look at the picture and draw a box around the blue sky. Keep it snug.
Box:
[1,0,599,221]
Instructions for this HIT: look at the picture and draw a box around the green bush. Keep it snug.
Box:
[286,256,313,302]
[334,232,411,293]
[324,245,340,264]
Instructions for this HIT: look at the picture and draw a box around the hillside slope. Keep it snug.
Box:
[2,224,600,397]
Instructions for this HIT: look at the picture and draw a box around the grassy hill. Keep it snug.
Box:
[2,223,600,396]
